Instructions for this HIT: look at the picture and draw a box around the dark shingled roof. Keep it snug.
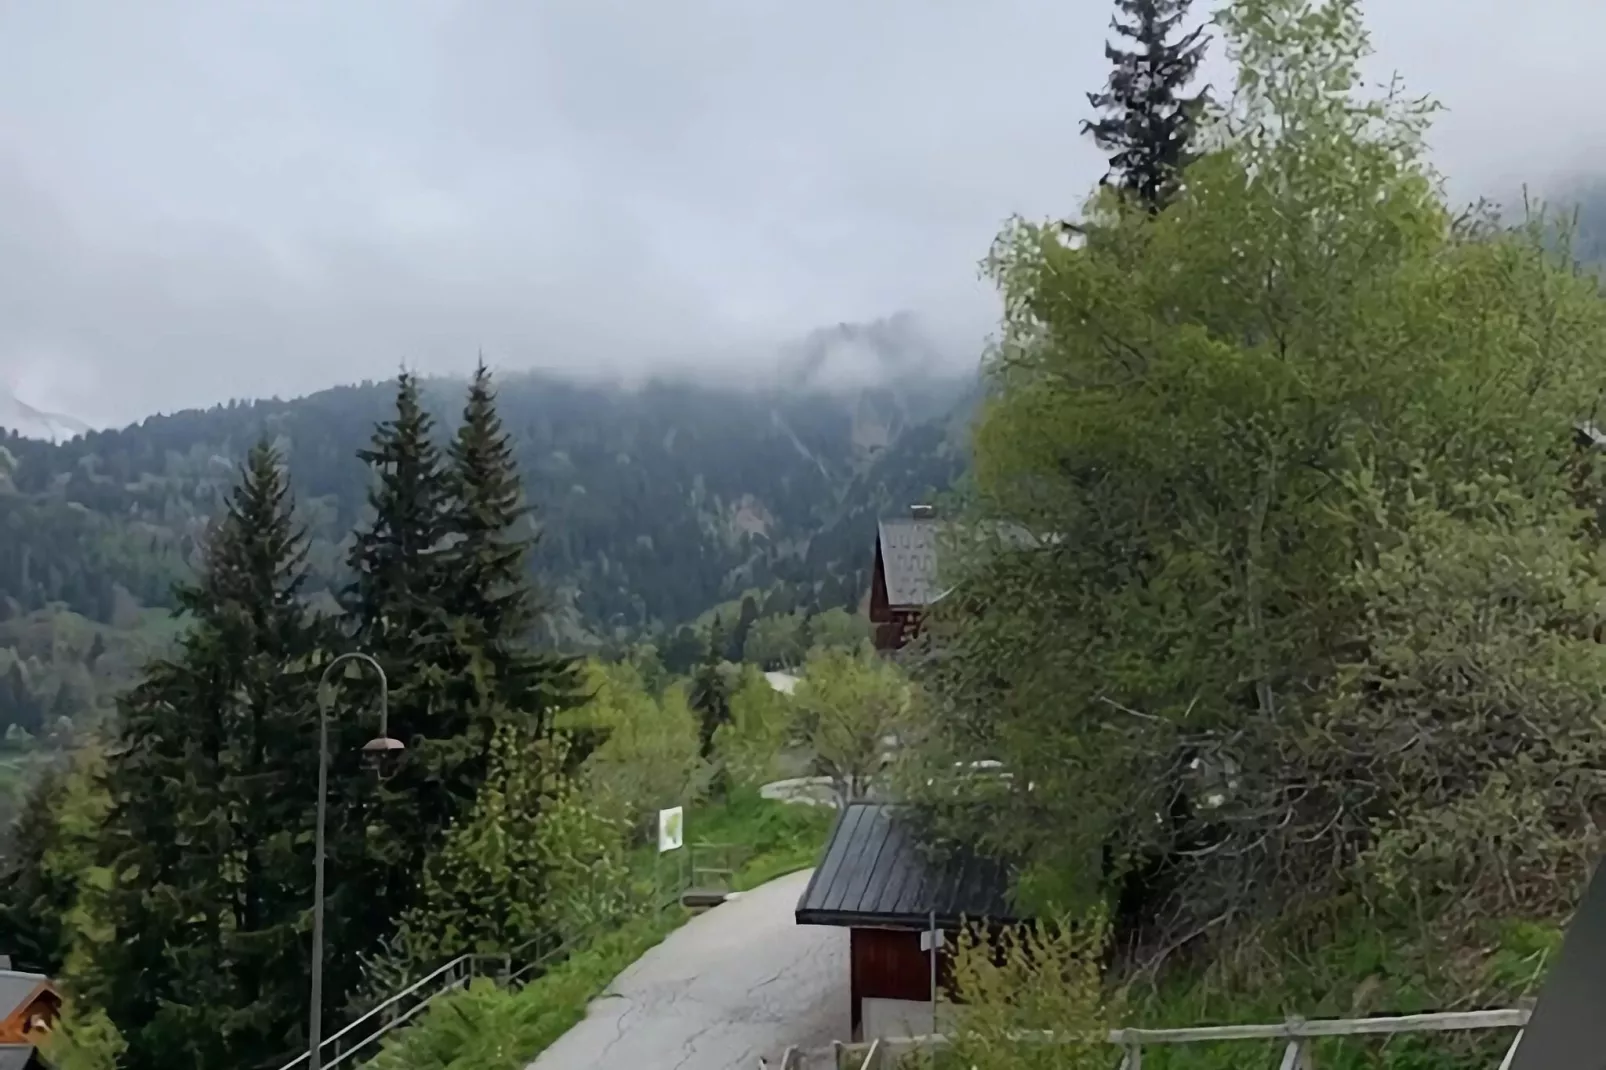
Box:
[794,803,1020,930]
[0,1045,43,1070]
[877,518,945,608]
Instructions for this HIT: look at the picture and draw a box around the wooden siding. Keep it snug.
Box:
[850,928,953,1034]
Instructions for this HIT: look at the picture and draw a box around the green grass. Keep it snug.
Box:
[1098,911,1553,1070]
[687,786,836,890]
[359,791,834,1070]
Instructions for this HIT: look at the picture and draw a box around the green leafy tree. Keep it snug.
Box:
[573,662,706,838]
[397,723,628,961]
[1082,0,1209,213]
[793,648,913,805]
[805,607,870,654]
[921,0,1606,955]
[741,612,806,669]
[712,665,794,789]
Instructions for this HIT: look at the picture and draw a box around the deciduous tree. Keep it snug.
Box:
[793,648,912,806]
[921,0,1606,948]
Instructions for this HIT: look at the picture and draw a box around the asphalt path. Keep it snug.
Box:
[524,867,848,1070]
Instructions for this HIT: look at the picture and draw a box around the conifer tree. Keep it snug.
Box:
[343,370,452,664]
[689,619,731,762]
[441,361,579,728]
[729,594,759,662]
[1082,0,1209,214]
[336,370,457,1001]
[0,764,71,973]
[89,441,323,1070]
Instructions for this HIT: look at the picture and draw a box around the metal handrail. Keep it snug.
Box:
[276,953,479,1070]
[272,853,708,1070]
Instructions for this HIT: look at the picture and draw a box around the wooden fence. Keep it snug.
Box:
[773,1007,1531,1070]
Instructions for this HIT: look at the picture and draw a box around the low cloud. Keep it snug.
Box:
[0,0,1600,427]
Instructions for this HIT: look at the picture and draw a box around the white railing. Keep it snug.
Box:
[782,1007,1531,1069]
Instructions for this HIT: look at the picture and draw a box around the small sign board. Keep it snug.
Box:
[920,928,946,952]
[657,806,684,854]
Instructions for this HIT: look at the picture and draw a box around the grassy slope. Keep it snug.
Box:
[1106,909,1558,1070]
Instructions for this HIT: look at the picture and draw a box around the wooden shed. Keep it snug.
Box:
[0,971,60,1046]
[795,803,1021,1041]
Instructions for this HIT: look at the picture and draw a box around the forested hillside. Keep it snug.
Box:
[0,328,973,747]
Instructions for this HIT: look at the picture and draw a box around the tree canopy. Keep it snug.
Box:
[917,0,1606,950]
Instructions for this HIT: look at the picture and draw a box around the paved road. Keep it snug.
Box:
[526,868,848,1070]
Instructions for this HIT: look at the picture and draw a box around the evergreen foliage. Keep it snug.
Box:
[688,619,731,762]
[1082,0,1209,213]
[333,370,464,1007]
[85,441,324,1070]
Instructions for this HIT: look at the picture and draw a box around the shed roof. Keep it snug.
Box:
[0,974,48,1020]
[0,1045,42,1070]
[795,803,1020,930]
[877,518,946,608]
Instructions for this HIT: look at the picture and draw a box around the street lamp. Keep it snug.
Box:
[308,652,404,1070]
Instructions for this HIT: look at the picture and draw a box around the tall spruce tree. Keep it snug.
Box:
[441,360,579,728]
[89,441,324,1070]
[1082,0,1208,214]
[335,370,457,1003]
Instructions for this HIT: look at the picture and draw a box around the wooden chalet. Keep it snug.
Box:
[869,505,946,652]
[0,968,60,1047]
[795,802,1021,1042]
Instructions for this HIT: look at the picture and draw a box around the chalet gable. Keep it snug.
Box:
[0,969,59,1047]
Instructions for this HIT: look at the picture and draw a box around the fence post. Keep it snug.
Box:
[1118,1044,1141,1070]
[1278,1037,1312,1070]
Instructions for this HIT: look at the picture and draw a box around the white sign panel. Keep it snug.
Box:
[657,806,684,854]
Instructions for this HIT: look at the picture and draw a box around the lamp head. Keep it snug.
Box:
[361,736,406,779]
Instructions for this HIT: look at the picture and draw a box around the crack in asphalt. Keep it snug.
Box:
[525,869,848,1070]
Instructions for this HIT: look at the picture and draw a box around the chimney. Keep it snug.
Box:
[909,503,936,519]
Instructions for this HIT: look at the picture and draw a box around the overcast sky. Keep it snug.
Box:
[0,0,1602,427]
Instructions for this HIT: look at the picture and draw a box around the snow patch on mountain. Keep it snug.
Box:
[0,389,92,442]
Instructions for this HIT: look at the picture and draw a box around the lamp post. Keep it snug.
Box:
[309,653,404,1070]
